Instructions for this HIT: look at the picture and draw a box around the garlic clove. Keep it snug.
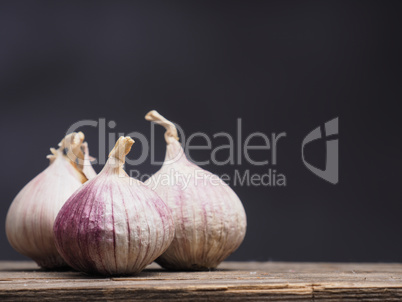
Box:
[6,132,90,269]
[145,110,247,271]
[53,136,175,276]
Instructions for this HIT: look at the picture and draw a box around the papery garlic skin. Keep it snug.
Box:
[6,132,89,269]
[53,137,175,276]
[145,111,247,270]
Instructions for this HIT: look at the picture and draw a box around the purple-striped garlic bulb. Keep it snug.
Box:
[6,132,92,269]
[145,110,247,270]
[53,136,175,276]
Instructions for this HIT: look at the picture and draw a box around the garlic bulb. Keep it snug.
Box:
[53,137,175,276]
[6,132,90,269]
[145,110,247,270]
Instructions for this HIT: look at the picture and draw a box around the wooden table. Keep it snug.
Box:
[1,261,402,301]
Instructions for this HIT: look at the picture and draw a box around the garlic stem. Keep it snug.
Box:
[145,110,179,143]
[47,132,87,183]
[81,142,97,180]
[62,132,85,170]
[108,136,135,164]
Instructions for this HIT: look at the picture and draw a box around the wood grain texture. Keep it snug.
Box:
[1,261,402,301]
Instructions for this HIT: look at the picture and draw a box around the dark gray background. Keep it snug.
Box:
[0,0,401,262]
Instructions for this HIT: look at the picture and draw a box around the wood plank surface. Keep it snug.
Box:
[1,261,402,301]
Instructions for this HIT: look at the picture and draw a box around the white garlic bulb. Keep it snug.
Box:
[6,132,91,269]
[145,110,247,270]
[53,137,175,276]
